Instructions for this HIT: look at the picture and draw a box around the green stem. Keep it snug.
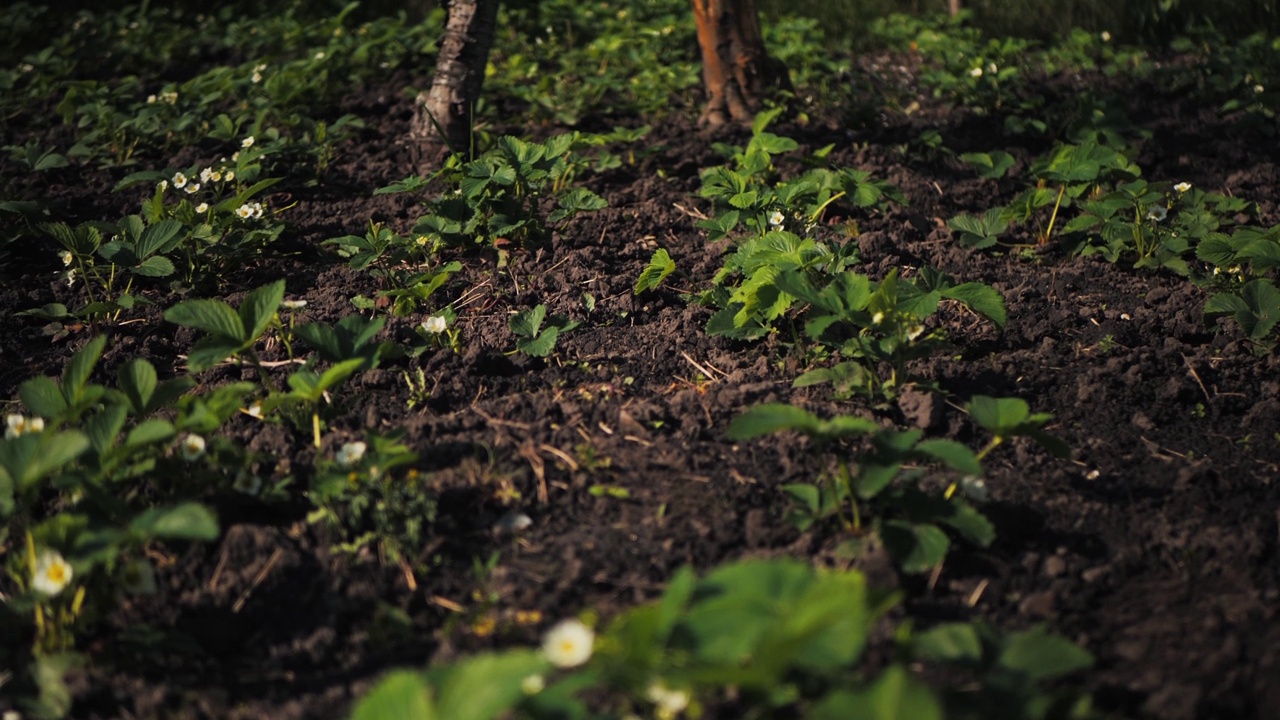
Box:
[75,259,98,305]
[1043,185,1067,243]
[312,411,322,450]
[111,276,135,322]
[809,190,847,225]
[974,435,1003,462]
[243,348,278,393]
[1133,205,1147,258]
[837,460,861,532]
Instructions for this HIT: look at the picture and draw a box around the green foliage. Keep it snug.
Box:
[323,221,464,318]
[1205,279,1280,347]
[696,112,907,343]
[634,247,676,295]
[295,315,398,370]
[487,0,699,125]
[2,333,235,677]
[728,403,879,443]
[781,267,1005,400]
[352,558,1095,719]
[18,336,110,424]
[509,305,582,358]
[163,279,285,372]
[4,141,69,172]
[961,151,1016,180]
[309,431,433,566]
[967,396,1070,459]
[408,134,606,252]
[728,403,993,572]
[11,2,423,169]
[914,622,1096,718]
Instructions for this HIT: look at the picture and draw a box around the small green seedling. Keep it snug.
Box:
[509,304,580,357]
[634,247,676,294]
[163,279,285,378]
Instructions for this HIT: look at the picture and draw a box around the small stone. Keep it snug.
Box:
[1020,552,1041,572]
[897,386,941,431]
[1042,555,1067,578]
[1114,637,1147,662]
[1131,412,1155,430]
[1082,564,1111,583]
[1018,590,1056,619]
[494,511,533,535]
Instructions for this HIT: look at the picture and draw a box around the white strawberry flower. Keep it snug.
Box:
[542,618,594,668]
[32,548,73,596]
[179,434,206,461]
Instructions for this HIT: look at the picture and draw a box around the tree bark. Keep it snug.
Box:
[412,0,499,155]
[690,0,787,127]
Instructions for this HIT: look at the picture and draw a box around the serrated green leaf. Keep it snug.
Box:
[133,255,175,277]
[961,150,1015,179]
[914,622,983,662]
[351,671,436,720]
[239,279,286,344]
[165,299,245,342]
[814,665,942,720]
[750,132,799,155]
[967,395,1030,435]
[634,248,676,295]
[728,404,822,439]
[939,499,996,546]
[125,419,175,447]
[286,369,321,396]
[136,218,183,258]
[295,323,342,360]
[855,461,902,499]
[186,338,245,372]
[998,629,1094,680]
[510,304,546,339]
[316,358,365,392]
[20,376,67,419]
[913,439,982,475]
[518,327,560,357]
[1241,280,1280,340]
[881,520,950,573]
[63,335,107,399]
[942,283,1007,328]
[431,650,548,720]
[948,208,1008,249]
[783,483,822,516]
[83,404,127,455]
[0,431,90,494]
[130,502,218,541]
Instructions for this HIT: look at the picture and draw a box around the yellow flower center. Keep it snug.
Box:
[47,563,67,584]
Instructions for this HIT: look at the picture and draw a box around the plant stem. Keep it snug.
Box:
[975,436,1003,462]
[837,460,860,532]
[1043,184,1067,243]
[243,349,278,393]
[809,190,847,224]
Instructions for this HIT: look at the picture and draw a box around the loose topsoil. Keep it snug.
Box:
[2,48,1279,720]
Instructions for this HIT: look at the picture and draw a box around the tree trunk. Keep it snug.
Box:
[412,0,499,155]
[690,0,786,127]
[949,0,961,16]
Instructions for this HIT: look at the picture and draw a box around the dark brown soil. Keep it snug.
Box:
[2,51,1279,720]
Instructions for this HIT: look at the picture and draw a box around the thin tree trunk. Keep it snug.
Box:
[949,0,961,16]
[690,0,787,127]
[412,0,499,155]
